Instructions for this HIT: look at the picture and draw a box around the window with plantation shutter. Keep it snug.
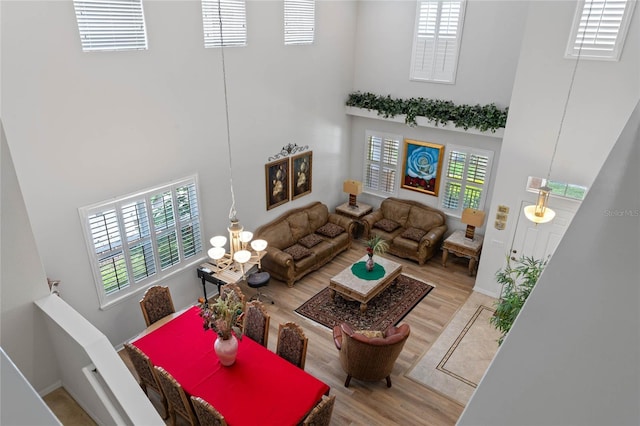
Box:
[410,0,466,83]
[284,0,315,45]
[439,146,492,215]
[202,0,247,48]
[73,0,148,52]
[566,0,635,60]
[80,176,204,309]
[363,131,401,197]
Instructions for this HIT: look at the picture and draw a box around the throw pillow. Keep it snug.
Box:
[298,233,324,249]
[355,330,384,339]
[374,218,400,233]
[316,222,345,238]
[401,227,427,242]
[283,244,313,261]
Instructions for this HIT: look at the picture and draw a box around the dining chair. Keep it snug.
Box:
[242,300,270,347]
[190,396,228,426]
[123,343,168,419]
[154,366,199,426]
[139,285,175,327]
[276,322,308,370]
[302,394,336,426]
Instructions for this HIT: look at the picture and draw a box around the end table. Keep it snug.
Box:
[442,230,484,276]
[335,202,373,239]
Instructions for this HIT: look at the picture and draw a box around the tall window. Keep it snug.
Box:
[202,0,247,48]
[566,0,636,60]
[363,131,401,197]
[284,0,315,45]
[80,176,203,308]
[439,146,493,215]
[73,0,148,52]
[410,0,466,83]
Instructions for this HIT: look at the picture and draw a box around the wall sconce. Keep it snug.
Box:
[461,208,486,240]
[343,180,363,208]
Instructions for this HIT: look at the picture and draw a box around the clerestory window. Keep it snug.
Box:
[202,0,247,48]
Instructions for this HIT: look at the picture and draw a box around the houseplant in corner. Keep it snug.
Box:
[365,235,389,271]
[198,293,244,366]
[491,254,548,345]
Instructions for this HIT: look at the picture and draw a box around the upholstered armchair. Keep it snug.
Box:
[333,322,411,388]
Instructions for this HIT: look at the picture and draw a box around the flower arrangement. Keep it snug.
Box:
[366,235,389,257]
[198,293,244,341]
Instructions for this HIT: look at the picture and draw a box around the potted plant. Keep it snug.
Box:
[365,235,389,271]
[198,293,244,366]
[490,255,548,345]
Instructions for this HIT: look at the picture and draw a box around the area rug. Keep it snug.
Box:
[405,291,501,405]
[294,274,434,331]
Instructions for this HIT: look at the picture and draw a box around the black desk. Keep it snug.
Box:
[196,266,225,300]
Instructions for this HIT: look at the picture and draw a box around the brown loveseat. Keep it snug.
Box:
[253,202,356,287]
[362,198,447,265]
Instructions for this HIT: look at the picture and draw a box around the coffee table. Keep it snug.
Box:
[329,255,403,312]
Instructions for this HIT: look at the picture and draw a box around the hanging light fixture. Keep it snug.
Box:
[524,9,587,225]
[206,2,266,278]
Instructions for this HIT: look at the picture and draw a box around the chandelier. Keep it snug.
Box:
[206,2,267,279]
[524,13,586,225]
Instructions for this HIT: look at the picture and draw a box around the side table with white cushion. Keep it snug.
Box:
[442,230,484,276]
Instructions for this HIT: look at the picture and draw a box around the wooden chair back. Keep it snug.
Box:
[123,343,167,419]
[276,322,308,370]
[154,366,198,426]
[243,300,270,347]
[190,396,228,426]
[302,394,336,426]
[139,285,175,327]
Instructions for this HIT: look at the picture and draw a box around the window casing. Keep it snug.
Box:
[363,131,401,197]
[284,0,315,45]
[80,176,204,308]
[73,0,148,52]
[526,176,588,201]
[202,0,247,48]
[439,145,493,216]
[566,0,636,60]
[410,0,466,83]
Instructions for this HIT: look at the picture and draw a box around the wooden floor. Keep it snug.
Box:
[118,240,477,426]
[233,240,476,426]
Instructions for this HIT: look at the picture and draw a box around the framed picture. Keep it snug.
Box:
[265,158,290,210]
[401,139,444,196]
[291,151,312,200]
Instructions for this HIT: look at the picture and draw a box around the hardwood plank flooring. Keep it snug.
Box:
[238,240,476,426]
[119,240,477,425]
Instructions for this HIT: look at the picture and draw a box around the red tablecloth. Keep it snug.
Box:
[132,306,329,425]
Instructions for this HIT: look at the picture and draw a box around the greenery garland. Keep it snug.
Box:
[346,91,509,133]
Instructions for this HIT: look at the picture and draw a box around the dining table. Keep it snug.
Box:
[131,306,330,426]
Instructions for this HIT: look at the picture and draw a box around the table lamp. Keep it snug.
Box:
[343,180,363,208]
[461,208,485,240]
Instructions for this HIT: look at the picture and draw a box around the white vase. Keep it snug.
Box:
[214,334,238,366]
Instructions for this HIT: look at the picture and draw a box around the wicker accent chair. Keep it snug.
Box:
[302,394,336,426]
[154,366,198,426]
[190,396,228,426]
[123,343,168,419]
[243,300,270,347]
[276,322,308,370]
[333,322,411,388]
[139,285,175,327]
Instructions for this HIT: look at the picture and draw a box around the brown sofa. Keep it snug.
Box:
[253,202,356,287]
[362,198,447,265]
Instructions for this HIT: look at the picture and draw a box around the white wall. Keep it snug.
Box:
[459,99,640,426]
[0,122,59,391]
[352,0,528,106]
[1,0,357,360]
[474,0,640,297]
